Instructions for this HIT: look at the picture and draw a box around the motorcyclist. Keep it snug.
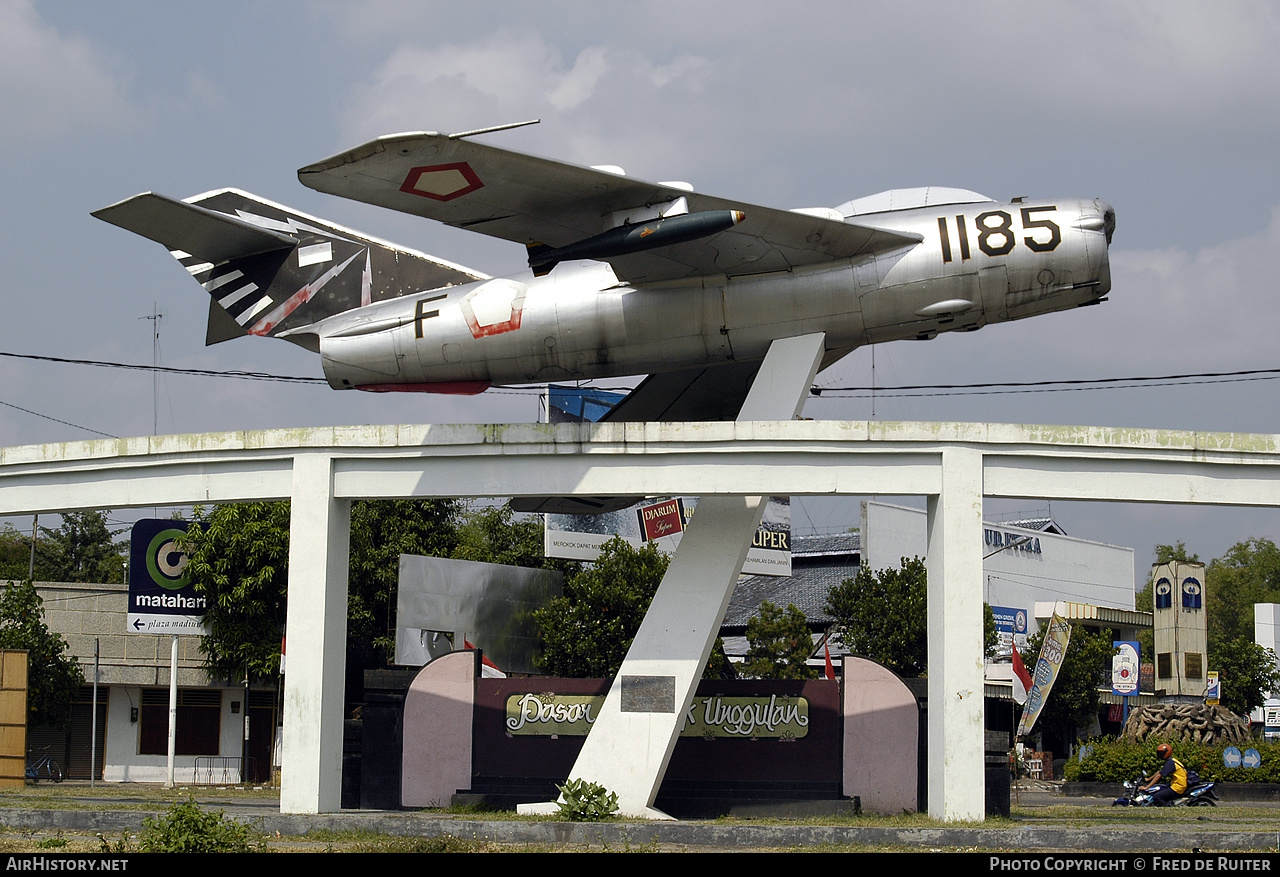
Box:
[1139,743,1188,805]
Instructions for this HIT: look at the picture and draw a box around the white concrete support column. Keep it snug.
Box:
[925,446,986,821]
[522,333,826,818]
[280,452,351,814]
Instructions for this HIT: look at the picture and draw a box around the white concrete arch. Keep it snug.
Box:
[2,421,1278,819]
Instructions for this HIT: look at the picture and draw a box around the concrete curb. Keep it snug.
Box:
[1,806,1279,851]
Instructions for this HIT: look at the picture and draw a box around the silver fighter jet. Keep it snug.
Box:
[94,124,1114,429]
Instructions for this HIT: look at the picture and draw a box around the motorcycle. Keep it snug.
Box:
[1112,772,1219,807]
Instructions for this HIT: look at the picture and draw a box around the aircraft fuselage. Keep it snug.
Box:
[313,196,1113,392]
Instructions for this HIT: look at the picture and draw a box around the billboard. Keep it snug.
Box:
[395,554,564,675]
[127,519,208,636]
[542,385,791,576]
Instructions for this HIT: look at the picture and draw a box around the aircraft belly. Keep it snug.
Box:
[563,283,731,378]
[319,328,404,388]
[721,265,864,361]
[550,287,627,377]
[861,278,980,344]
[417,292,565,384]
[979,266,1010,322]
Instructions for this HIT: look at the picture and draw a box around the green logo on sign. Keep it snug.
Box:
[146,529,191,590]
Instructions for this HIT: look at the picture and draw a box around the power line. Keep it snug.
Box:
[0,350,325,384]
[811,367,1280,399]
[0,399,116,438]
[0,349,547,394]
[10,347,1280,405]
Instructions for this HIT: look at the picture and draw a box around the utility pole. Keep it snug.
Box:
[27,515,37,580]
[140,304,163,436]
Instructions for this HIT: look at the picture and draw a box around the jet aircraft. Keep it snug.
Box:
[95,122,1114,480]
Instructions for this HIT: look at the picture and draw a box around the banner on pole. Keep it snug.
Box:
[1015,611,1072,739]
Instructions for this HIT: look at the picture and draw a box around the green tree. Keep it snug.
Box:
[0,580,84,728]
[26,509,126,583]
[0,524,34,581]
[741,601,817,679]
[1205,538,1280,647]
[348,499,461,677]
[182,499,463,685]
[450,504,576,574]
[824,558,997,675]
[1209,637,1280,716]
[1021,623,1116,749]
[180,502,291,682]
[984,603,998,659]
[825,557,928,677]
[533,537,669,678]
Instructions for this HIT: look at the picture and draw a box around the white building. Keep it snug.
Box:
[861,501,1135,616]
[28,580,275,784]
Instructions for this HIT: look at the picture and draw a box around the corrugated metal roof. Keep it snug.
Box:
[791,532,859,557]
[1034,601,1152,628]
[723,534,860,630]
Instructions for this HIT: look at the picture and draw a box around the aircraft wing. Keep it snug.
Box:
[599,361,762,423]
[298,131,921,284]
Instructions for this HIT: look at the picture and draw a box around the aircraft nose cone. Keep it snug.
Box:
[1077,200,1116,246]
[1098,200,1116,245]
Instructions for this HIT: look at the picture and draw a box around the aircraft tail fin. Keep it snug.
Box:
[93,189,485,347]
[526,243,558,277]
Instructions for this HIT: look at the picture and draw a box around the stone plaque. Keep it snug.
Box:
[620,675,675,713]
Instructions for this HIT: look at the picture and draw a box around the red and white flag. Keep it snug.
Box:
[465,640,507,678]
[1011,640,1032,705]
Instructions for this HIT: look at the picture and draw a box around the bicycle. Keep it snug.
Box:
[25,746,62,783]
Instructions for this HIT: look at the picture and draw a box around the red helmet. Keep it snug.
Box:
[1156,743,1172,759]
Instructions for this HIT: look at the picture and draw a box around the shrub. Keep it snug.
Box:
[1065,737,1280,784]
[138,799,259,853]
[555,779,619,821]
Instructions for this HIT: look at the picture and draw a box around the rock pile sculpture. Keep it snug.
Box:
[1120,703,1251,745]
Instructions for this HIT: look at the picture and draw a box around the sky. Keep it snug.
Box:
[3,0,1280,581]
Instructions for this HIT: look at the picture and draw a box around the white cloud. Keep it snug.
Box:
[1107,204,1280,370]
[339,28,717,174]
[0,0,133,147]
[547,46,609,110]
[343,31,604,138]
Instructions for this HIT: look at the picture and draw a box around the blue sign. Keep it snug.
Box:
[1181,576,1203,610]
[548,385,625,424]
[984,529,1042,555]
[1223,746,1242,768]
[991,606,1028,634]
[1111,641,1140,696]
[1243,748,1262,769]
[127,519,209,636]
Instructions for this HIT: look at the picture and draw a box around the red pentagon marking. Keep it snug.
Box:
[399,162,484,201]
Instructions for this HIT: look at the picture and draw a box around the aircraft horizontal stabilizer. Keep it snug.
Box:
[93,188,486,349]
[92,193,298,264]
